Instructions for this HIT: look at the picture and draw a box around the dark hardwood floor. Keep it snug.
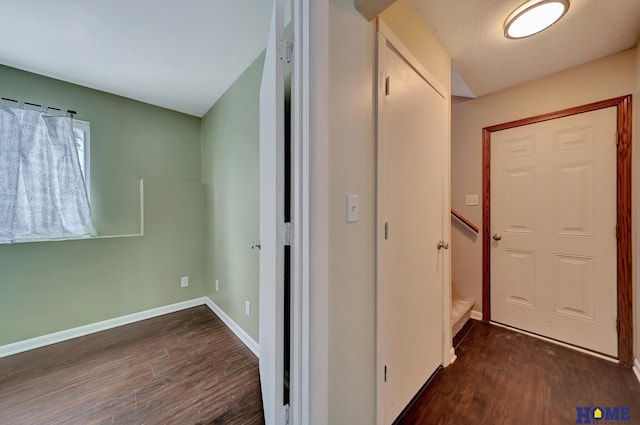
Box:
[0,306,264,425]
[398,320,640,425]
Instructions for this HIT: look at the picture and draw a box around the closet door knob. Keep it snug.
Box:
[437,240,449,250]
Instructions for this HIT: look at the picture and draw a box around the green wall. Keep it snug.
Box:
[201,53,264,342]
[0,65,206,345]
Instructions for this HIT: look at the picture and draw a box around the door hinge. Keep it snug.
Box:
[616,224,620,240]
[279,404,290,425]
[385,76,390,96]
[616,131,620,146]
[280,38,294,63]
[384,222,389,240]
[279,222,293,246]
[616,317,620,333]
[384,365,388,382]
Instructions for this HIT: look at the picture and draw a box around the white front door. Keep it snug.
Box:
[490,107,618,357]
[377,31,448,425]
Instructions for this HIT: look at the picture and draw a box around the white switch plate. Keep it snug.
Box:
[346,194,359,223]
[215,279,219,292]
[465,194,479,206]
[245,300,251,316]
[180,276,189,288]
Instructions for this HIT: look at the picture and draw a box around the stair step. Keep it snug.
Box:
[452,295,475,337]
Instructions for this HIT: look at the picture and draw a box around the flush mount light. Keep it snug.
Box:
[504,0,569,39]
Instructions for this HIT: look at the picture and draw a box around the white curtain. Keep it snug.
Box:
[0,105,96,243]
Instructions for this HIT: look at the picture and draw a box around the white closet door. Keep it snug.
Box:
[378,37,447,424]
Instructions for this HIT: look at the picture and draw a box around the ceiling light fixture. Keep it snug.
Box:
[504,0,570,39]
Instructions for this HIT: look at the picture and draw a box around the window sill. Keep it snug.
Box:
[1,179,145,245]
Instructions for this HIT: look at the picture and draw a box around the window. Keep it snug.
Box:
[72,119,91,199]
[0,109,96,243]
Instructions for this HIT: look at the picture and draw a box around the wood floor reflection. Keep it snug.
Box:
[0,306,264,425]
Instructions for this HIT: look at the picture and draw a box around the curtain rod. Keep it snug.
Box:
[1,97,76,116]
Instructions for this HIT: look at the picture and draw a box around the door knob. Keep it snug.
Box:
[251,241,261,250]
[437,240,449,250]
[492,233,502,241]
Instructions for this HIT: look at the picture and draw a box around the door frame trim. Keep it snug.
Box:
[481,95,633,366]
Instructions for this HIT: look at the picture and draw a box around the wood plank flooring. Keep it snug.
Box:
[0,306,264,425]
[398,320,640,425]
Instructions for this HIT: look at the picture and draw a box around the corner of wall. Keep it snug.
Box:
[379,0,451,90]
[200,52,265,343]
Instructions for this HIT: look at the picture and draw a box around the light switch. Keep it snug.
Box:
[465,194,479,206]
[346,194,359,223]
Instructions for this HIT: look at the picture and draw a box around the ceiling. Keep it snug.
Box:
[412,0,640,98]
[0,0,273,117]
[1,1,639,114]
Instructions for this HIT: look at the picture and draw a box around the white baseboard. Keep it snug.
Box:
[633,359,640,384]
[0,297,260,360]
[448,347,457,365]
[0,298,206,359]
[204,297,259,358]
[470,310,483,321]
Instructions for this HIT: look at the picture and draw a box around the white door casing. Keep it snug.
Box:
[490,107,618,357]
[259,0,286,424]
[288,0,314,423]
[376,23,450,425]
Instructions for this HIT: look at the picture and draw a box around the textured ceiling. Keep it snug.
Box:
[2,1,638,111]
[412,0,640,97]
[0,0,273,116]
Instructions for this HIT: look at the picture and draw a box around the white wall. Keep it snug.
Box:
[325,0,450,422]
[451,49,637,315]
[328,1,377,422]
